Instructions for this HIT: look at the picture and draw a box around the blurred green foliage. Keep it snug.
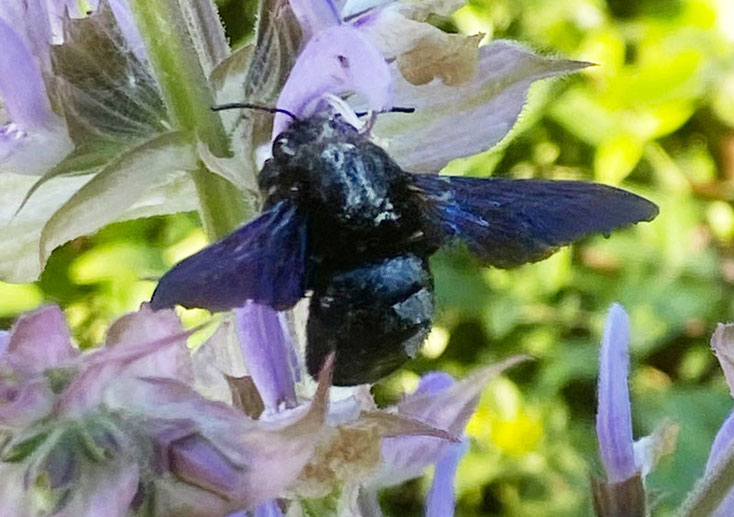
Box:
[2,0,733,515]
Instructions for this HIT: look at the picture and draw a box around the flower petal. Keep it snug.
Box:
[234,302,298,411]
[0,16,55,130]
[192,319,248,403]
[253,501,285,517]
[0,466,31,514]
[425,439,469,517]
[0,329,9,357]
[596,303,637,483]
[290,0,341,40]
[103,304,194,383]
[712,323,734,398]
[274,24,392,135]
[708,411,734,475]
[0,0,57,73]
[0,380,54,427]
[372,41,590,172]
[57,462,140,517]
[57,318,194,417]
[413,371,455,396]
[353,2,480,86]
[0,120,73,176]
[372,357,526,488]
[168,433,244,497]
[705,411,734,516]
[6,305,77,373]
[398,356,528,435]
[632,420,679,478]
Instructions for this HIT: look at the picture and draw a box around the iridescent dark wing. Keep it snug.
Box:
[150,200,307,312]
[412,174,658,268]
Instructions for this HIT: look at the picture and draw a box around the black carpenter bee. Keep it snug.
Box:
[150,109,658,385]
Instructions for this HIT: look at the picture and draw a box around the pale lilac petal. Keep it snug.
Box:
[0,329,9,357]
[0,464,32,516]
[290,0,341,40]
[103,304,194,383]
[0,10,71,175]
[274,24,392,135]
[0,17,55,130]
[56,463,139,517]
[425,439,469,517]
[706,411,734,516]
[0,0,57,70]
[341,0,390,20]
[58,325,193,416]
[372,358,525,488]
[413,371,454,396]
[168,434,244,497]
[398,357,528,435]
[0,380,54,427]
[253,500,285,517]
[596,303,637,483]
[370,372,457,487]
[708,412,734,473]
[373,435,452,488]
[6,305,77,373]
[235,302,298,411]
[373,40,589,172]
[0,119,73,175]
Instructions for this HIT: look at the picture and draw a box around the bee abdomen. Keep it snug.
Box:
[306,254,434,386]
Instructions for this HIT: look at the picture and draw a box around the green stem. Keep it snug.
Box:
[128,0,246,240]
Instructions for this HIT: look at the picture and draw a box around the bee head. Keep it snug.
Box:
[271,112,361,164]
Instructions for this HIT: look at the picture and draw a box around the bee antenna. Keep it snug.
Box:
[355,106,416,117]
[210,103,300,122]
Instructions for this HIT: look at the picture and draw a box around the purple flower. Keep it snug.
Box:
[0,0,146,176]
[0,304,335,516]
[592,304,679,515]
[278,0,589,173]
[596,303,637,483]
[234,302,298,412]
[0,1,200,284]
[0,5,72,176]
[231,299,527,513]
[703,410,734,516]
[697,324,734,516]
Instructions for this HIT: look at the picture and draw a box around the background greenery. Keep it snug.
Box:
[2,0,733,515]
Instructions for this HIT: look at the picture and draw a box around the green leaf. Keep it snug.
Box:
[12,140,129,219]
[594,133,644,184]
[2,430,53,463]
[40,131,197,263]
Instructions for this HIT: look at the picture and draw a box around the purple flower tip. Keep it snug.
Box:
[169,433,244,497]
[235,302,298,411]
[596,303,637,483]
[426,439,469,517]
[274,24,392,135]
